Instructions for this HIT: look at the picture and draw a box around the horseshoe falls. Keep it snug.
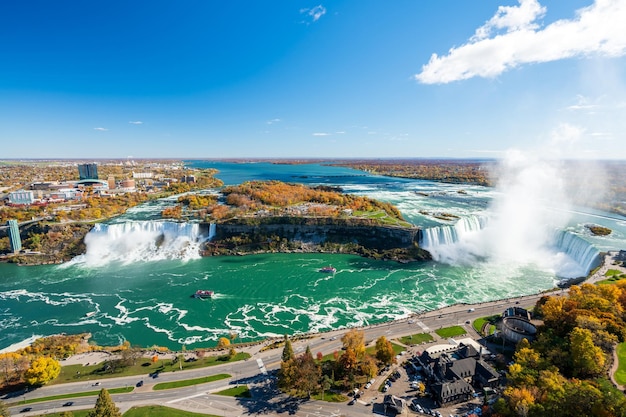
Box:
[421,216,601,278]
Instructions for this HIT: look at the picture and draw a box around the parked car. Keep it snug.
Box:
[136,380,144,387]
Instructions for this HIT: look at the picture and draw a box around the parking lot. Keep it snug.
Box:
[350,351,487,417]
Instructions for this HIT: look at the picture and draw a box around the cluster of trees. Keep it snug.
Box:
[492,283,626,417]
[162,194,218,219]
[339,160,493,186]
[0,334,92,389]
[221,181,404,221]
[278,330,397,398]
[0,352,60,388]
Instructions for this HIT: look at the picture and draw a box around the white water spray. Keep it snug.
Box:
[422,150,601,278]
[77,221,209,266]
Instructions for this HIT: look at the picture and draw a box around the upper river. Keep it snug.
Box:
[1,161,625,351]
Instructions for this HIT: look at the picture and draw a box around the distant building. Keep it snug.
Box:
[120,179,136,191]
[107,175,116,190]
[181,175,196,183]
[78,163,99,180]
[7,220,21,253]
[8,190,34,205]
[132,172,153,179]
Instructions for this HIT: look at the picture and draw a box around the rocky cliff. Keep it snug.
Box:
[205,217,432,262]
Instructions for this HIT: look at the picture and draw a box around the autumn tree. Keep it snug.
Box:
[87,388,121,417]
[341,329,366,360]
[337,347,358,384]
[569,327,605,377]
[278,345,321,398]
[359,355,378,379]
[216,337,230,350]
[24,356,60,386]
[375,336,395,365]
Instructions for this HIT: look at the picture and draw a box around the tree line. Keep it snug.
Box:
[493,282,626,417]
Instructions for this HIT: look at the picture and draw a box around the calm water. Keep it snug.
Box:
[1,161,624,351]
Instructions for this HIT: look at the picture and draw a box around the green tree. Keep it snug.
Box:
[24,356,60,386]
[375,336,395,365]
[59,412,74,417]
[282,335,294,362]
[87,389,121,417]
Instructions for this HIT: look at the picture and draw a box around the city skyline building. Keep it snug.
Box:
[78,163,99,180]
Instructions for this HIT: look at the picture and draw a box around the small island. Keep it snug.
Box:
[586,224,612,236]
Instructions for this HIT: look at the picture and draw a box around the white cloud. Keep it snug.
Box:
[312,132,330,136]
[129,121,143,125]
[93,127,108,131]
[566,94,600,111]
[300,5,326,23]
[549,122,584,145]
[415,0,626,84]
[266,118,281,125]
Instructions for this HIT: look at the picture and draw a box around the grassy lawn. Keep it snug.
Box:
[615,342,626,385]
[34,411,92,417]
[597,270,626,285]
[55,352,250,384]
[11,387,134,406]
[214,385,252,398]
[311,390,348,402]
[123,405,221,417]
[35,405,220,417]
[473,315,499,335]
[153,373,231,390]
[399,333,434,345]
[435,326,466,338]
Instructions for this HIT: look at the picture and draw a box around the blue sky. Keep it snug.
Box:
[1,0,625,160]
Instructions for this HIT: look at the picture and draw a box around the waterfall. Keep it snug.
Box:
[551,230,601,277]
[420,215,600,278]
[208,223,216,240]
[79,221,209,265]
[420,215,488,248]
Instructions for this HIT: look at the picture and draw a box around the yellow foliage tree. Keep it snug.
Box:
[504,386,535,417]
[24,356,61,386]
[217,337,231,349]
[341,329,366,360]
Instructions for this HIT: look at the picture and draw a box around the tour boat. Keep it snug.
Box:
[85,311,96,318]
[193,290,214,299]
[319,266,336,273]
